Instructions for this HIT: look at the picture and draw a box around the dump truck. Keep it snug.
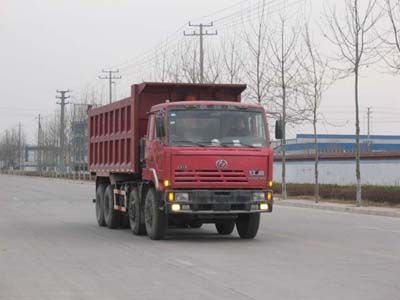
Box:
[88,82,276,240]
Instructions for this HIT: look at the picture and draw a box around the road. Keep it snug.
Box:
[0,175,399,300]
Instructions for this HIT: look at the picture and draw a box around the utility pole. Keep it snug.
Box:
[36,114,42,174]
[18,122,22,171]
[56,89,71,174]
[367,107,372,151]
[99,69,121,104]
[184,22,218,83]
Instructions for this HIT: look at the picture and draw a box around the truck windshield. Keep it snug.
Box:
[168,108,267,147]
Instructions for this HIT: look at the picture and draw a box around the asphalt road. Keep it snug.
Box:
[1,175,399,300]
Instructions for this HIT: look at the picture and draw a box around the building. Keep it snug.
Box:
[274,134,400,155]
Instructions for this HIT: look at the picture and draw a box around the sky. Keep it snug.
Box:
[1,0,399,144]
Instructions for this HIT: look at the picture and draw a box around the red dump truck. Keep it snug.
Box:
[88,82,275,240]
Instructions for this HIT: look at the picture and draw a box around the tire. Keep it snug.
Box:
[215,222,235,235]
[128,189,146,235]
[236,213,260,239]
[95,184,106,227]
[103,185,121,229]
[144,188,167,240]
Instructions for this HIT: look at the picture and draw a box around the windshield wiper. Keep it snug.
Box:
[172,140,206,147]
[220,142,257,148]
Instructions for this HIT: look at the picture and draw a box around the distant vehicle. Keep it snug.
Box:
[88,82,276,240]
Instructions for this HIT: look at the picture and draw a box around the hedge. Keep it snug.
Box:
[273,183,400,205]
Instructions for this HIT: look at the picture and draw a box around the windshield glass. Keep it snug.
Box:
[168,108,267,147]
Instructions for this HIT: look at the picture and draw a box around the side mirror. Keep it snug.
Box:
[275,119,283,140]
[155,116,165,138]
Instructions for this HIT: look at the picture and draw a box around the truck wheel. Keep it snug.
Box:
[236,213,260,239]
[215,222,235,235]
[144,188,167,240]
[95,184,106,227]
[103,185,121,229]
[128,189,146,235]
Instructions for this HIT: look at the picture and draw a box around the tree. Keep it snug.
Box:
[241,0,272,110]
[380,0,400,73]
[220,35,243,84]
[269,13,303,200]
[300,23,331,203]
[324,0,380,206]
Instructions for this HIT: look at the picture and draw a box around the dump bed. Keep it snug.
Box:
[88,82,246,175]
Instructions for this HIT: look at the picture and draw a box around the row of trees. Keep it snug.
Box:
[0,90,104,174]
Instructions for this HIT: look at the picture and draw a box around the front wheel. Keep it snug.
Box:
[215,222,235,235]
[236,213,260,239]
[144,188,167,240]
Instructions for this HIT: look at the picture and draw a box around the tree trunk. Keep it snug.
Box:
[355,67,362,206]
[281,86,287,200]
[313,108,319,203]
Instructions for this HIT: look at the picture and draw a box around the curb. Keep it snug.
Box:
[276,200,400,218]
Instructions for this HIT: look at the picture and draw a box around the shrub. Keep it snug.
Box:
[273,183,400,205]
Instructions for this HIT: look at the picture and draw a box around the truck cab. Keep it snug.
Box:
[89,83,274,240]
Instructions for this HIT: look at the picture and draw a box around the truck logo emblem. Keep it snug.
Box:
[216,159,228,169]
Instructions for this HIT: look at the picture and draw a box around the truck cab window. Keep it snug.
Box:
[148,114,155,141]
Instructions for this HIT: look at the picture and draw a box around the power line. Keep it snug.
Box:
[56,89,71,173]
[99,69,122,104]
[184,22,218,83]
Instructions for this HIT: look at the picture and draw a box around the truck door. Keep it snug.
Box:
[145,112,164,175]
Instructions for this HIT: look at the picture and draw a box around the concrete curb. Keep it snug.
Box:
[276,200,400,218]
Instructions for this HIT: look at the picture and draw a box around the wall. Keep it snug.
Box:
[273,159,400,186]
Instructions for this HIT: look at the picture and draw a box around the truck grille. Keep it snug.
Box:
[174,169,248,183]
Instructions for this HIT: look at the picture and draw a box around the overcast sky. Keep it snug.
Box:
[1,0,399,144]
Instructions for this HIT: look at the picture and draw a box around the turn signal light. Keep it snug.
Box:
[163,180,170,187]
[268,181,273,188]
[267,192,273,201]
[168,192,174,202]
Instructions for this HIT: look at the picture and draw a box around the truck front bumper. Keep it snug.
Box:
[163,189,273,214]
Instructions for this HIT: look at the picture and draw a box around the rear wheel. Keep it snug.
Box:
[95,184,106,227]
[215,222,235,235]
[144,188,167,240]
[236,213,260,239]
[103,185,121,229]
[128,189,146,235]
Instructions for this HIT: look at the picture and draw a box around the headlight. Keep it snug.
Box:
[252,192,265,202]
[171,204,181,212]
[175,192,189,202]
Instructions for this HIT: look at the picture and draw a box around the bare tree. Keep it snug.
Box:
[241,0,272,112]
[269,13,303,200]
[220,35,244,83]
[0,127,24,170]
[324,0,380,206]
[380,0,400,73]
[179,39,200,83]
[300,23,331,203]
[204,47,222,83]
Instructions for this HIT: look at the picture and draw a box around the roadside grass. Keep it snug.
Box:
[273,183,400,206]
